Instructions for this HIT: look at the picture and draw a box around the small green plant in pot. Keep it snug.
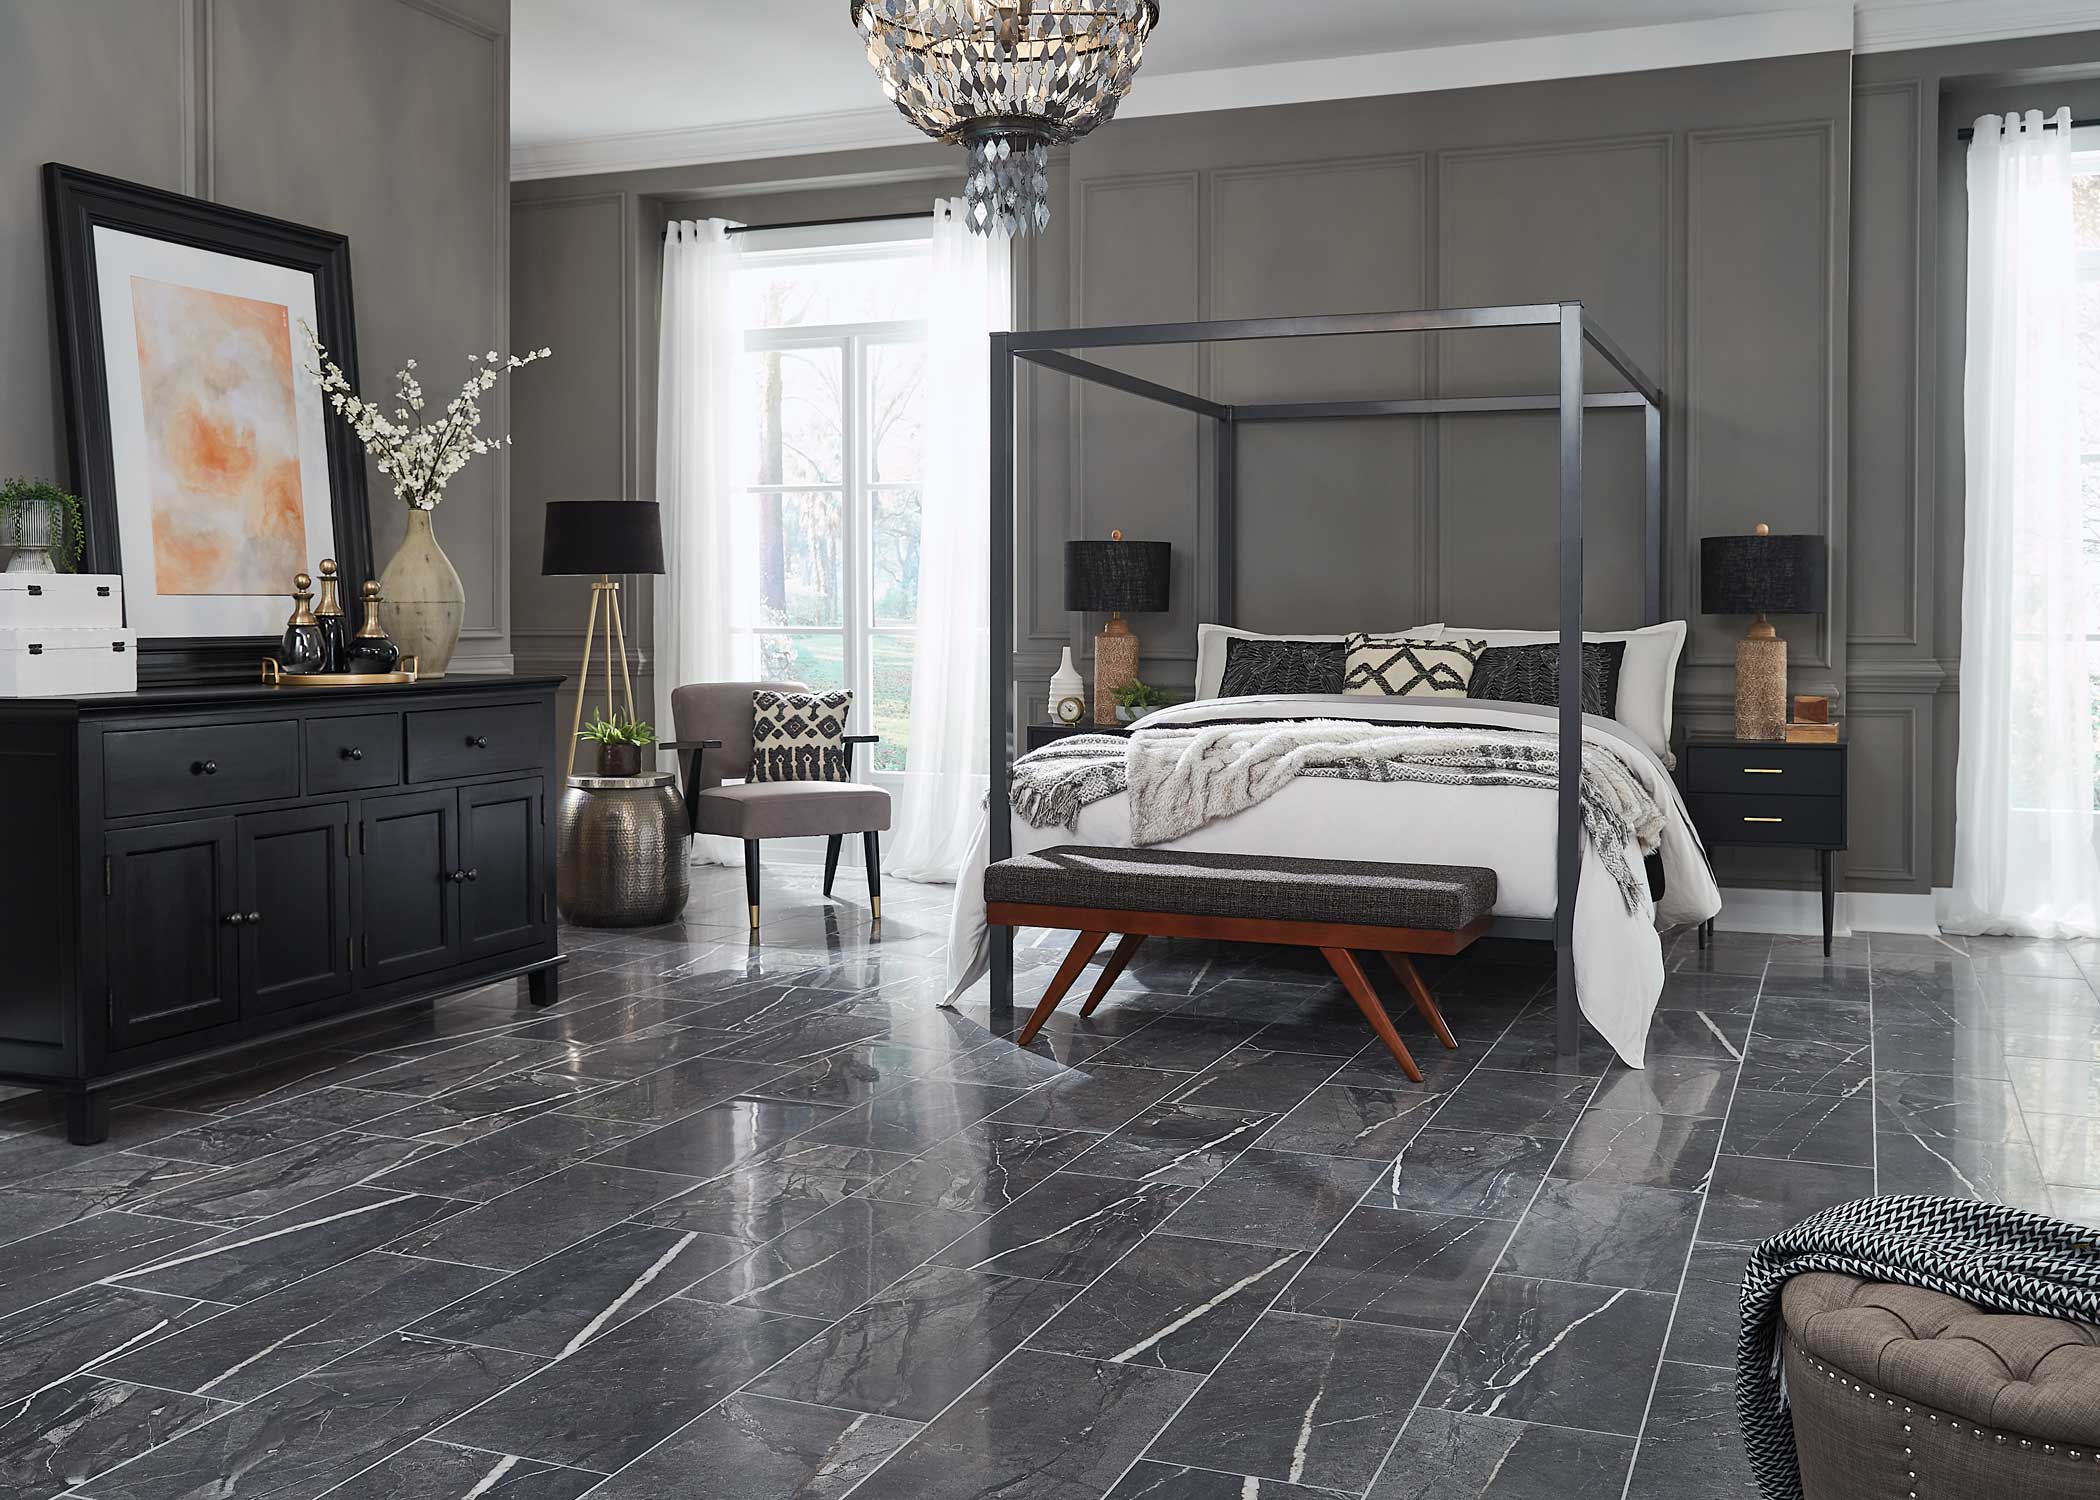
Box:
[0,477,87,575]
[577,709,657,777]
[1112,678,1170,724]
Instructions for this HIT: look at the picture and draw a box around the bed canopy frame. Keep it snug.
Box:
[988,303,1666,1060]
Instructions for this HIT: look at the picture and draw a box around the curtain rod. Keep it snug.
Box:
[1955,115,2100,141]
[660,209,935,241]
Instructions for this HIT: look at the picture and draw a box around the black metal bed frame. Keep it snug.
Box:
[988,302,1666,1059]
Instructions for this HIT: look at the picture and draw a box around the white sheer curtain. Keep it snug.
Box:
[887,199,1013,882]
[1944,109,2100,937]
[654,217,751,865]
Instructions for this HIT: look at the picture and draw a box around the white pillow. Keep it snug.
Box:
[1433,621,1687,762]
[1195,623,1442,701]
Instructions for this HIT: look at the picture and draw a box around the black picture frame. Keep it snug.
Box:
[43,163,372,685]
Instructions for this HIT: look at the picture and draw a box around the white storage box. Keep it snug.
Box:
[0,573,123,630]
[0,628,137,697]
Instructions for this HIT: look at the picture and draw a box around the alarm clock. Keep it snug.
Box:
[1054,692,1086,725]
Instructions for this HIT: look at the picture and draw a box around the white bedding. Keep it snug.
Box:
[942,693,1723,1067]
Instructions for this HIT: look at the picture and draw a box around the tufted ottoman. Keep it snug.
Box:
[1781,1272,2100,1500]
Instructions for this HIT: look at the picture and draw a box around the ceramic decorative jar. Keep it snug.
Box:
[1049,647,1087,726]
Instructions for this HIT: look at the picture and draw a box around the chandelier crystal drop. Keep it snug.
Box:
[851,0,1160,237]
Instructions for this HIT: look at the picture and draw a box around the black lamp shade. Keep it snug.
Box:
[1065,538,1171,613]
[541,500,664,576]
[1700,531,1826,615]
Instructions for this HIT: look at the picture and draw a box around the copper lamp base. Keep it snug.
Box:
[1094,614,1139,725]
[1735,615,1787,741]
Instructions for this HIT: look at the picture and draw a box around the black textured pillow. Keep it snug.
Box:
[750,690,852,782]
[1467,642,1626,717]
[1218,638,1345,697]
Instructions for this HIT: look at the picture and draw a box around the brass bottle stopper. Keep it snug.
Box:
[355,580,390,639]
[313,558,343,618]
[287,572,317,627]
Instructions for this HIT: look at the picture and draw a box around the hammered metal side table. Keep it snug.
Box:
[556,773,690,927]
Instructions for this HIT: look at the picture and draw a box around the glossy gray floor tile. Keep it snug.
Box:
[0,890,2068,1499]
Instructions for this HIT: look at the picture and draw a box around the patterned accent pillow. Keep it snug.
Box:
[1468,641,1627,717]
[1343,635,1483,697]
[1218,638,1345,697]
[749,690,852,782]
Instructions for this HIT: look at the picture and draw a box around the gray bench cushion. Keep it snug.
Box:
[984,846,1497,931]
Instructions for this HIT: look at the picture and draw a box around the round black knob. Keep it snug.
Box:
[194,760,218,776]
[224,912,244,926]
[468,735,488,749]
[246,911,261,924]
[344,747,364,761]
[464,868,478,882]
[448,869,467,883]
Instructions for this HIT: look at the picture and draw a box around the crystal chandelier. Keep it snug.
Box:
[851,1,1160,236]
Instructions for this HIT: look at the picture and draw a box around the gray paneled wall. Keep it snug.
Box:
[0,0,514,670]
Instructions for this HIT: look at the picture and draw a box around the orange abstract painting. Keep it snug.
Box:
[130,276,308,595]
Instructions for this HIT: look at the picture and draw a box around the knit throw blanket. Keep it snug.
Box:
[1738,1195,2100,1500]
[1008,718,1664,912]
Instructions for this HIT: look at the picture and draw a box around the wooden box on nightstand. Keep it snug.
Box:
[1677,732,1850,955]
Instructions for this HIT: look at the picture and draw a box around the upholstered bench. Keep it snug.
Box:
[983,846,1497,1081]
[1781,1272,2100,1500]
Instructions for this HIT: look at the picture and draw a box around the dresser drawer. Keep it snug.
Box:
[405,703,545,782]
[104,721,299,817]
[305,712,402,793]
[1686,745,1843,797]
[1687,791,1844,848]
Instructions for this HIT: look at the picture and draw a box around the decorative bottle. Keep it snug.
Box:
[1048,647,1087,726]
[278,573,327,675]
[343,580,402,676]
[312,557,349,673]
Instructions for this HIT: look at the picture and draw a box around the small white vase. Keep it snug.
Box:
[377,508,465,677]
[4,503,57,574]
[1048,647,1087,726]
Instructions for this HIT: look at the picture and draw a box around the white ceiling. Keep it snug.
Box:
[511,1,2100,178]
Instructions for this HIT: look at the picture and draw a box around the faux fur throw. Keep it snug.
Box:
[1737,1195,2100,1500]
[1008,718,1664,912]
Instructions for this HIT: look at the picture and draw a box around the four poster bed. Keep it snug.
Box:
[943,303,1721,1067]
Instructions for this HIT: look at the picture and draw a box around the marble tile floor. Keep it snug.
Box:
[0,866,2092,1499]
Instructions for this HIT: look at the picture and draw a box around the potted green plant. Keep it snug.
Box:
[1112,678,1170,724]
[577,709,657,777]
[0,477,86,575]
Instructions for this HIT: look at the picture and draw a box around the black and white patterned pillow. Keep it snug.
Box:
[1218,638,1345,697]
[1343,635,1483,697]
[750,689,852,782]
[1467,641,1627,717]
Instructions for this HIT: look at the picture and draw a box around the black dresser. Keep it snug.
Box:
[0,675,566,1142]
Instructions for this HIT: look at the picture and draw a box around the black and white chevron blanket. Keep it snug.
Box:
[1007,718,1663,913]
[1738,1194,2100,1500]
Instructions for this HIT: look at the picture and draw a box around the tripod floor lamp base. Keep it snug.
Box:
[540,499,666,779]
[568,575,637,777]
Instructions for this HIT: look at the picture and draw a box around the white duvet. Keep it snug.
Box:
[942,693,1722,1068]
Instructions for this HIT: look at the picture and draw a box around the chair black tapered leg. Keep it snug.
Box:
[743,840,761,930]
[863,830,882,922]
[823,835,843,897]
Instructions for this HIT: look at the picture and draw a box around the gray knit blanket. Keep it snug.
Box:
[1738,1195,2100,1500]
[1009,717,1664,912]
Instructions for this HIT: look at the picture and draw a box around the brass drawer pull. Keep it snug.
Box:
[1744,816,1784,824]
[1743,767,1783,775]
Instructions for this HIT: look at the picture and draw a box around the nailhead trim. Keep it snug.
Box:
[1800,1354,2093,1466]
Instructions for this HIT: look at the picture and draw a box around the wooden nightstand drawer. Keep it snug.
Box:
[1685,791,1843,847]
[1686,745,1843,797]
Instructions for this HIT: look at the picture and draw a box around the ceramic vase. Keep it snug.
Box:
[1048,647,1086,726]
[4,503,56,574]
[378,508,465,677]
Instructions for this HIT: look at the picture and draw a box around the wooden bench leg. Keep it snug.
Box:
[1381,952,1458,1051]
[1322,947,1423,1083]
[1080,933,1146,1017]
[1018,930,1109,1045]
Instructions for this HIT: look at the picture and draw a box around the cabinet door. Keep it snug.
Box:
[459,778,547,962]
[358,787,459,984]
[237,803,353,1015]
[106,818,240,1048]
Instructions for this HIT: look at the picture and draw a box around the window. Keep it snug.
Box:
[2073,138,2100,802]
[731,227,931,773]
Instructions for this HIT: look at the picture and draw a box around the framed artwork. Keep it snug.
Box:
[44,163,372,683]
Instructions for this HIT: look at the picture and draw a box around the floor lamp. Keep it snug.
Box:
[542,499,665,776]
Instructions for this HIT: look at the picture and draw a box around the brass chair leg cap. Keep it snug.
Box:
[871,897,882,921]
[748,905,760,929]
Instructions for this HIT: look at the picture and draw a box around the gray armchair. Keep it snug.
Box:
[666,680,890,929]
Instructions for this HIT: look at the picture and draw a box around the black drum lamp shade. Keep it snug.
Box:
[1065,537,1171,614]
[1700,529,1826,615]
[541,499,664,577]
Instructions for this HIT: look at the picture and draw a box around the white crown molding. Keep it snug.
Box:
[512,8,1853,182]
[1855,0,2100,54]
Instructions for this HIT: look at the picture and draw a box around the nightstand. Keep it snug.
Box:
[1677,733,1850,956]
[1025,722,1135,753]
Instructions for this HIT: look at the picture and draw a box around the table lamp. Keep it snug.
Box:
[542,499,664,775]
[1700,523,1827,741]
[1066,531,1171,725]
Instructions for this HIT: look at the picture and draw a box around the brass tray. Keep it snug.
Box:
[261,656,419,687]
